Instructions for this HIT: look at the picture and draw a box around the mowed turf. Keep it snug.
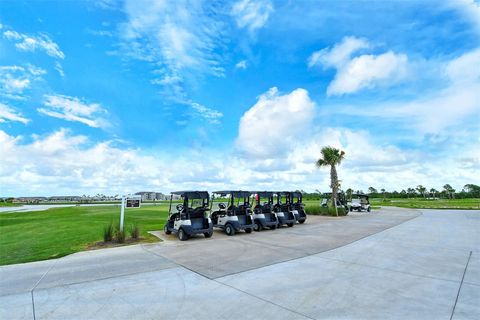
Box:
[0,205,169,265]
[370,198,480,209]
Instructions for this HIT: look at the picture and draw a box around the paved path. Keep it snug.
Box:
[1,208,478,319]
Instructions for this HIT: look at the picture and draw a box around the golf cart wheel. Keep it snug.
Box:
[270,224,277,230]
[178,228,188,241]
[225,224,235,236]
[204,231,213,238]
[367,207,371,212]
[349,206,353,212]
[298,219,305,224]
[287,223,294,227]
[164,224,171,235]
[253,222,262,232]
[245,228,252,234]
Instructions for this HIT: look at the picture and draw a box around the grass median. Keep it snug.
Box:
[0,205,169,265]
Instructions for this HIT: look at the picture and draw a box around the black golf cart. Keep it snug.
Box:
[210,191,255,235]
[273,192,296,227]
[287,191,307,224]
[250,191,279,231]
[348,193,371,212]
[164,191,213,241]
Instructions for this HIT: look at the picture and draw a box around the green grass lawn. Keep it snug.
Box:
[0,202,20,207]
[370,198,480,209]
[0,205,169,265]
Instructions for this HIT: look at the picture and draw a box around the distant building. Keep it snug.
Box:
[48,196,82,202]
[14,197,47,203]
[135,192,165,201]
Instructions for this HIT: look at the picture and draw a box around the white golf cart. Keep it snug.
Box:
[348,193,371,212]
[250,191,279,231]
[164,191,213,241]
[273,192,296,227]
[210,191,255,236]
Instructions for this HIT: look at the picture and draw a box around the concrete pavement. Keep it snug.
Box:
[1,207,478,319]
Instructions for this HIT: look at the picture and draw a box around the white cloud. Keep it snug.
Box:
[1,124,477,195]
[327,51,409,96]
[190,102,223,124]
[336,48,480,134]
[0,64,46,99]
[308,36,409,96]
[0,103,30,124]
[231,0,274,34]
[3,30,64,59]
[236,87,315,158]
[235,60,247,69]
[308,36,370,68]
[37,94,110,129]
[120,0,226,101]
[448,0,480,33]
[445,47,480,83]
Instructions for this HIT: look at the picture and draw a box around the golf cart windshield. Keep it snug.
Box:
[170,191,209,214]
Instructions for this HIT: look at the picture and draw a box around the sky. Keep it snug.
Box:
[0,0,479,196]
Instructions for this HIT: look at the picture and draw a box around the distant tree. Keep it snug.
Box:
[429,188,438,198]
[407,188,416,198]
[346,188,353,200]
[463,184,480,197]
[368,187,377,195]
[316,146,346,216]
[416,185,426,198]
[443,184,455,199]
[380,188,386,199]
[400,189,407,198]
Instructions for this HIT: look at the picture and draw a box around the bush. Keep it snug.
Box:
[103,222,114,242]
[305,205,347,216]
[130,223,140,239]
[115,229,126,244]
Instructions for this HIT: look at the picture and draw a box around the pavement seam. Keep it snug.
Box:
[450,251,473,320]
[213,209,423,280]
[212,279,316,320]
[313,255,466,285]
[29,259,59,320]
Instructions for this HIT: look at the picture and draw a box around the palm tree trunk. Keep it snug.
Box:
[330,165,338,216]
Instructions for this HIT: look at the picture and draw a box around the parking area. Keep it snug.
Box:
[1,207,479,319]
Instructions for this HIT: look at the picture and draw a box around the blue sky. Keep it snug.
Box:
[0,0,479,196]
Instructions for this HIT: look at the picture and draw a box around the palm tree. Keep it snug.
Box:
[346,188,353,201]
[381,188,386,200]
[368,187,377,195]
[429,188,438,199]
[316,146,345,216]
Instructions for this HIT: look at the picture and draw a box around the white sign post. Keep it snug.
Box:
[119,195,141,232]
[120,196,126,232]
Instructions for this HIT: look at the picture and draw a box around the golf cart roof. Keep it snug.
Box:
[171,191,210,199]
[274,191,289,196]
[290,191,302,197]
[213,190,251,198]
[250,191,273,197]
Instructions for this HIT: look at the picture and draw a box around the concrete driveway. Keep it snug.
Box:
[1,207,478,319]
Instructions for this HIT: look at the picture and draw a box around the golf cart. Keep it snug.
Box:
[321,191,349,211]
[250,191,279,231]
[164,191,213,241]
[287,191,307,224]
[273,192,296,227]
[348,193,371,212]
[210,191,255,236]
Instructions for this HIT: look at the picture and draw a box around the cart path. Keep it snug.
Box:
[1,208,479,319]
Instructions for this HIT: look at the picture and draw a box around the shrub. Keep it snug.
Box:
[115,229,126,244]
[305,205,347,216]
[130,223,140,239]
[103,222,114,242]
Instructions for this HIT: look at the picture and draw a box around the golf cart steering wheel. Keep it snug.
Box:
[219,203,226,210]
[176,204,184,211]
